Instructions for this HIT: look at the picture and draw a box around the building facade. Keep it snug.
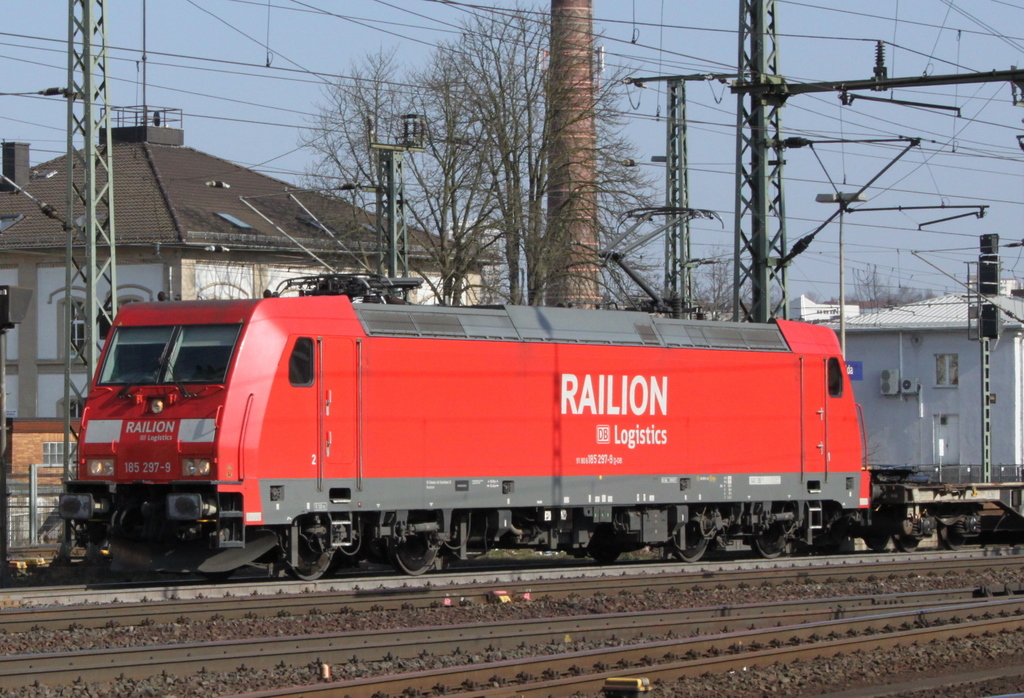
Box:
[0,113,453,421]
[842,294,1024,474]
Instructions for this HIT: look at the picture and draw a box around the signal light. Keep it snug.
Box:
[981,303,1001,339]
[979,255,1000,296]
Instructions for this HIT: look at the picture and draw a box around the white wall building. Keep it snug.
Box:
[842,293,1024,476]
[790,294,861,323]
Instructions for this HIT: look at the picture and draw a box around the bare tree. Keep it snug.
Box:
[303,49,405,274]
[690,247,735,320]
[303,5,653,306]
[852,265,932,308]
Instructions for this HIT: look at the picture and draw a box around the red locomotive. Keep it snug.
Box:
[57,274,951,579]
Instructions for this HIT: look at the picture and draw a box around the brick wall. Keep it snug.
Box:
[7,420,77,486]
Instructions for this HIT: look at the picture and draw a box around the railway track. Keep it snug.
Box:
[7,584,1024,694]
[2,549,1022,633]
[232,609,1024,698]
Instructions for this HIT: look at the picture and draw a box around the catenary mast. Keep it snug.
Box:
[64,0,118,474]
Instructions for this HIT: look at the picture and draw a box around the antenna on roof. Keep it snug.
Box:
[141,0,148,119]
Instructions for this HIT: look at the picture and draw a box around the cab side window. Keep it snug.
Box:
[827,356,844,398]
[289,337,314,386]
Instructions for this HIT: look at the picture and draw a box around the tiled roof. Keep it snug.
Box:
[0,141,379,256]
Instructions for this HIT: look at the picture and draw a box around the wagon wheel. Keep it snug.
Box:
[892,534,921,553]
[753,524,789,559]
[862,534,891,553]
[285,515,335,581]
[667,518,709,563]
[939,524,967,551]
[388,533,438,576]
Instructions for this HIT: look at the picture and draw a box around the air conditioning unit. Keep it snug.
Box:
[880,369,900,395]
[900,377,920,393]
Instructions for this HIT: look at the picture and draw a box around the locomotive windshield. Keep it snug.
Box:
[98,324,241,385]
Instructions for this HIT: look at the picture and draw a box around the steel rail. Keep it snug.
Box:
[5,588,1024,691]
[3,551,1022,634]
[0,548,994,605]
[225,599,1024,697]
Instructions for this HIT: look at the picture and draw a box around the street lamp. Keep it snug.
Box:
[815,192,867,355]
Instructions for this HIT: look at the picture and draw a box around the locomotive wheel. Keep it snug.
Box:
[285,516,335,581]
[939,525,967,551]
[752,525,789,559]
[892,534,921,552]
[863,534,891,553]
[388,534,438,575]
[668,519,709,563]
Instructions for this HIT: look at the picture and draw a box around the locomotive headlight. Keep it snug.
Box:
[86,459,115,477]
[149,398,165,414]
[181,458,212,477]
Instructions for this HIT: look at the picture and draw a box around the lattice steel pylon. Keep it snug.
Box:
[375,147,408,278]
[733,0,788,323]
[664,80,690,314]
[64,0,117,473]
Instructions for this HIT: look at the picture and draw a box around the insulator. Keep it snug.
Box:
[874,41,888,82]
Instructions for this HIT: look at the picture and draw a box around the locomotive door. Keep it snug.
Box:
[800,356,829,479]
[318,337,358,488]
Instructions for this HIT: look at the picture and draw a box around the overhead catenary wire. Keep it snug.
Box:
[2,1,1019,302]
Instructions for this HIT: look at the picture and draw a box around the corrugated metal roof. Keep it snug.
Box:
[844,293,1024,330]
[844,294,970,329]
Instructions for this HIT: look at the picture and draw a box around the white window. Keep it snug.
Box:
[935,354,959,386]
[57,297,87,359]
[56,397,83,419]
[42,440,76,466]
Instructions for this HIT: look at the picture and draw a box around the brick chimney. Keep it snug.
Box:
[547,0,600,307]
[0,142,30,192]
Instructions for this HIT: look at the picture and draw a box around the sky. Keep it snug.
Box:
[2,1,1024,305]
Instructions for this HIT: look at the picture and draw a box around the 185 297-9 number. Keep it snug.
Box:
[124,461,171,474]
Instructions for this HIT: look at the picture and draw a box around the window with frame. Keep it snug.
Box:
[42,440,77,466]
[289,337,315,386]
[58,397,84,419]
[827,357,844,397]
[69,298,86,356]
[935,354,959,386]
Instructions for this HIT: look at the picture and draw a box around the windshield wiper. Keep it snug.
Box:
[163,361,197,399]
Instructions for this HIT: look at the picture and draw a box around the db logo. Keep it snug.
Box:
[596,425,610,444]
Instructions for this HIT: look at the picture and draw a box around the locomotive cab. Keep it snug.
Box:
[60,305,271,575]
